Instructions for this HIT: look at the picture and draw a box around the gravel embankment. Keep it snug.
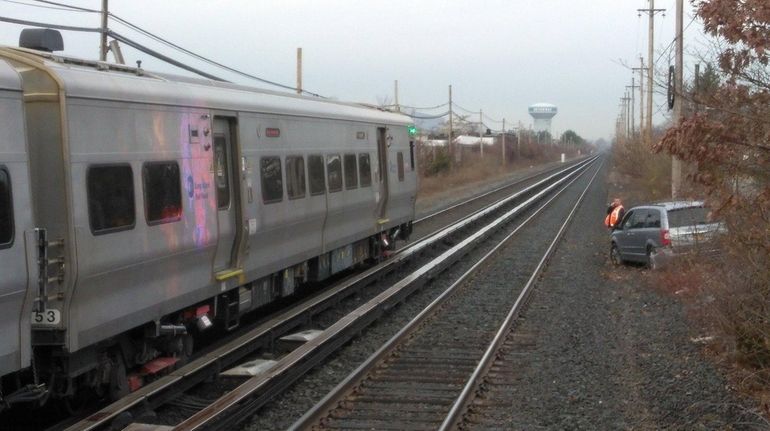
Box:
[466,160,764,430]
[239,162,596,430]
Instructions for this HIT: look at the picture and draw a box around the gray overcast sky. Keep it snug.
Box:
[0,0,708,140]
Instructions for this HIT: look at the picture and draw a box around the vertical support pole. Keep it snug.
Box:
[646,0,655,146]
[448,85,454,170]
[479,109,484,158]
[501,118,506,166]
[672,0,684,198]
[639,57,645,139]
[296,47,303,95]
[100,0,108,61]
[394,80,399,112]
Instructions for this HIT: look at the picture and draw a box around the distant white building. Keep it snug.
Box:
[454,135,495,147]
[528,103,558,135]
[421,136,494,147]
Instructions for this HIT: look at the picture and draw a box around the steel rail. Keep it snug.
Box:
[439,157,606,431]
[288,157,599,431]
[171,159,597,431]
[67,156,597,431]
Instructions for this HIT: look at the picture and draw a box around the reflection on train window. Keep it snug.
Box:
[327,154,342,193]
[308,155,325,196]
[344,153,358,190]
[359,153,372,187]
[0,168,13,247]
[286,156,306,199]
[261,157,283,203]
[88,164,135,235]
[143,162,182,225]
[397,152,405,182]
[213,135,230,210]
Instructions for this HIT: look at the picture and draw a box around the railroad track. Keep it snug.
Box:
[62,156,598,431]
[290,158,604,431]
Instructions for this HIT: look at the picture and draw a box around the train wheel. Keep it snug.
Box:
[108,353,129,401]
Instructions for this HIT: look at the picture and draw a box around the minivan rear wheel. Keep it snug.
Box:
[646,246,658,270]
[610,243,623,266]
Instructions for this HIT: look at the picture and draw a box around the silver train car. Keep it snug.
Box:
[0,30,416,405]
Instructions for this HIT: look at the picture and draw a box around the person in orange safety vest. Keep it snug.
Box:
[604,198,625,229]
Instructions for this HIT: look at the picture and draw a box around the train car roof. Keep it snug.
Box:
[0,46,411,126]
[0,58,21,92]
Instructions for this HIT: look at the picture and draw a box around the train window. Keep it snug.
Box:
[344,153,358,190]
[308,155,325,196]
[87,164,135,235]
[397,152,405,182]
[359,153,372,187]
[143,162,182,225]
[327,154,342,193]
[409,141,415,171]
[286,156,306,199]
[0,167,13,247]
[261,157,283,204]
[214,136,230,210]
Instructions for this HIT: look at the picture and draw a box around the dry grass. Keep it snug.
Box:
[417,143,584,201]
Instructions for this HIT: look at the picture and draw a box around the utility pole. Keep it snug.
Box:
[517,122,522,159]
[632,57,645,139]
[479,109,484,158]
[99,0,108,61]
[672,0,684,198]
[501,118,506,166]
[639,1,665,146]
[448,85,454,170]
[626,78,639,137]
[394,80,399,112]
[296,48,302,95]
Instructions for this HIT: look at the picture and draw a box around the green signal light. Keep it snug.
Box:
[407,125,417,136]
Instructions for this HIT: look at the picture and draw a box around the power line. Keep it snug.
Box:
[107,13,325,97]
[389,102,449,111]
[31,0,99,13]
[451,101,480,114]
[405,111,450,120]
[0,15,100,32]
[3,0,93,12]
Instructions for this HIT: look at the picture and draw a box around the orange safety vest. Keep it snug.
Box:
[604,205,624,228]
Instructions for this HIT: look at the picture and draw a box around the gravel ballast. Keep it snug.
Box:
[466,160,764,430]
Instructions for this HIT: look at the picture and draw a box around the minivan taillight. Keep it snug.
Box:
[660,229,671,247]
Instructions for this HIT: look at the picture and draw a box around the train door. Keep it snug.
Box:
[375,127,389,220]
[212,118,241,275]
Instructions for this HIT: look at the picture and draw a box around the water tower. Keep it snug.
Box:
[528,103,558,135]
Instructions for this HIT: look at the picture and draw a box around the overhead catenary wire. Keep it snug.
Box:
[0,15,100,33]
[105,12,325,97]
[3,0,93,12]
[31,0,99,13]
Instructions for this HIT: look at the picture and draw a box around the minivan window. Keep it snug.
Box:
[645,209,661,228]
[628,211,646,229]
[667,207,710,228]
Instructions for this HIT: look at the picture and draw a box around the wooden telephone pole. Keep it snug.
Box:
[672,0,684,198]
[638,1,666,145]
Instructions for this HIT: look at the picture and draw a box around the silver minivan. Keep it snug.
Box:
[610,201,723,269]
